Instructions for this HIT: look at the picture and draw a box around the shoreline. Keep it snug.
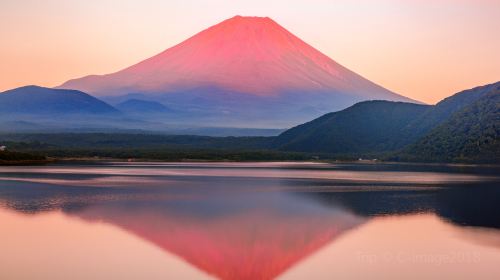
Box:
[2,156,496,168]
[0,159,55,166]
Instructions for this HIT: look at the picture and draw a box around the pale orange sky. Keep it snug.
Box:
[1,0,499,104]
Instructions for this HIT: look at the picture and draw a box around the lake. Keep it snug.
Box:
[0,162,499,280]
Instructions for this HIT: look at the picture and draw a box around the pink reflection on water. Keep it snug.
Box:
[1,162,499,280]
[0,209,215,280]
[75,202,364,280]
[279,214,500,280]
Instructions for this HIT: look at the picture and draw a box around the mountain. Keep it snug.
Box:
[0,85,119,115]
[402,81,500,140]
[274,101,430,153]
[275,81,499,162]
[115,99,171,114]
[403,86,499,163]
[59,15,415,127]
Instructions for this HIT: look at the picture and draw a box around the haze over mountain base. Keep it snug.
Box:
[2,81,496,163]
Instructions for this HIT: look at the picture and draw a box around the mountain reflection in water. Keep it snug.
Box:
[0,162,499,280]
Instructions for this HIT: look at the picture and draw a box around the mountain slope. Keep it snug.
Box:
[403,88,499,163]
[275,81,499,159]
[59,15,416,127]
[403,82,500,139]
[274,101,429,153]
[0,86,119,115]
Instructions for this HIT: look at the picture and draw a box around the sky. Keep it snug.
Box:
[0,0,499,104]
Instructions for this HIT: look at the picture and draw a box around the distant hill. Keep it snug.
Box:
[273,101,429,153]
[402,88,499,163]
[116,99,171,114]
[0,86,119,116]
[275,81,499,162]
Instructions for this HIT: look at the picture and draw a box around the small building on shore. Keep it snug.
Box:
[0,146,6,151]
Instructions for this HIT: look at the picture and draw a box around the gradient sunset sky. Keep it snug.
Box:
[1,0,499,104]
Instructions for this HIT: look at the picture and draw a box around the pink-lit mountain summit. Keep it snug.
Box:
[60,16,415,127]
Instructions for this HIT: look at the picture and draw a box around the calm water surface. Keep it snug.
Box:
[0,162,499,280]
